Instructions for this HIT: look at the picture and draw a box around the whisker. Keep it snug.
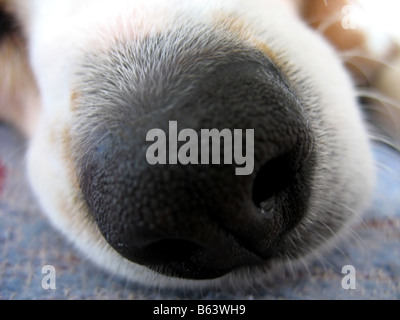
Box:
[368,132,400,152]
[374,159,399,177]
[336,202,369,230]
[357,89,400,110]
[357,89,400,146]
[314,229,348,260]
[343,226,368,251]
[314,13,344,34]
[343,60,373,84]
[298,256,313,281]
[283,253,297,280]
[340,51,400,73]
[310,249,330,272]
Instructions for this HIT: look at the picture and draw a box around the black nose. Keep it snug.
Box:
[77,54,314,280]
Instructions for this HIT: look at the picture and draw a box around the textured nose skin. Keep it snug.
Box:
[78,56,314,279]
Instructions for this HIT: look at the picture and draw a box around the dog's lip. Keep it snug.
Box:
[111,222,268,280]
[138,237,265,280]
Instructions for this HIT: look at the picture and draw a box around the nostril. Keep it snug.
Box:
[252,155,297,209]
[144,239,204,264]
[74,46,316,279]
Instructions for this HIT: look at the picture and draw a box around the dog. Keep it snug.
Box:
[0,0,399,289]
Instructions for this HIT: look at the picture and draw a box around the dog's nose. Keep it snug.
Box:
[78,56,314,279]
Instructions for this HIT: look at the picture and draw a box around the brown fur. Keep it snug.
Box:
[0,1,39,136]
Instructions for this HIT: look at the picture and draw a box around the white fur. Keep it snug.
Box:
[25,0,374,289]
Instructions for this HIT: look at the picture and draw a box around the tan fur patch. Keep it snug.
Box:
[212,13,281,68]
[70,91,81,112]
[0,31,40,137]
[300,0,366,51]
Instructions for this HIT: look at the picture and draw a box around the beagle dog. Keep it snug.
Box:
[0,0,399,289]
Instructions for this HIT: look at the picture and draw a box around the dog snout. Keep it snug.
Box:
[76,48,315,279]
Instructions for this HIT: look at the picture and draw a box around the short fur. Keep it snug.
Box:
[0,0,399,289]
